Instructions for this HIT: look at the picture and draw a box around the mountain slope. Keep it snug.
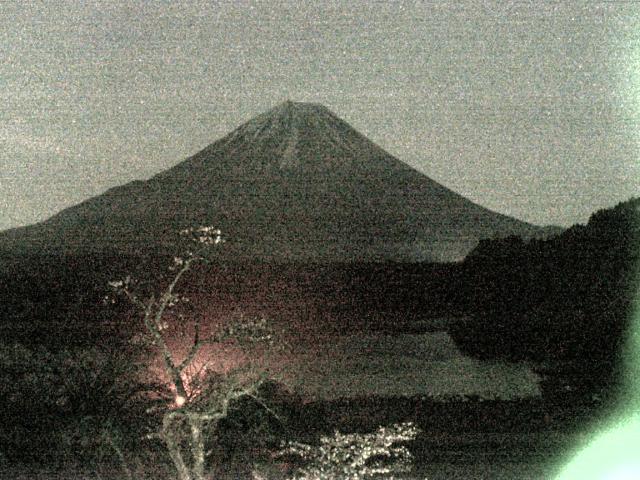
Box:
[0,101,555,262]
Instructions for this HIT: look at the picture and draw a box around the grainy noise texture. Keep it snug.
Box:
[1,0,638,231]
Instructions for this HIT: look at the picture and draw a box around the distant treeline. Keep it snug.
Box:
[450,198,640,380]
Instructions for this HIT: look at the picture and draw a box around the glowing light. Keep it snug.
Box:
[555,414,640,479]
[555,271,640,478]
[175,395,186,407]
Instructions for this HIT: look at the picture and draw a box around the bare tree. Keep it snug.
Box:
[109,227,278,480]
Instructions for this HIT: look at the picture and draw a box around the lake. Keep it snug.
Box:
[284,331,542,401]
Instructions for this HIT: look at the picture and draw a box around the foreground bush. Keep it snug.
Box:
[0,342,156,472]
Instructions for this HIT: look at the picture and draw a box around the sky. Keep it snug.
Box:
[1,0,638,230]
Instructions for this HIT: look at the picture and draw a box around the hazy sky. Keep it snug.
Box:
[1,0,638,230]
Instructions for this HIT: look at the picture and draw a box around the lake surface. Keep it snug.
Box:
[285,332,541,400]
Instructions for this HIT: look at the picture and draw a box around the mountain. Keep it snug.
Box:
[0,101,558,262]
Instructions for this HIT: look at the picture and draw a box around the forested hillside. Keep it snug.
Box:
[450,198,639,391]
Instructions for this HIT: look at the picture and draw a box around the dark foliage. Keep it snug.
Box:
[0,342,162,471]
[450,198,640,392]
[208,380,298,479]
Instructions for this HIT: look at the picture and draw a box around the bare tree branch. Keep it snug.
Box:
[178,315,204,372]
[110,227,280,480]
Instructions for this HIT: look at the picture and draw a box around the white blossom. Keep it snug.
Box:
[180,225,224,246]
[277,422,421,480]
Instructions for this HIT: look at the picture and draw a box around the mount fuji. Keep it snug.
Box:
[0,101,555,262]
